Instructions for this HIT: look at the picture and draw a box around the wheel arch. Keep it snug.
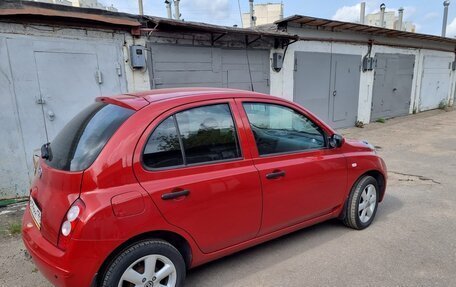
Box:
[338,169,386,220]
[94,230,192,286]
[363,170,386,202]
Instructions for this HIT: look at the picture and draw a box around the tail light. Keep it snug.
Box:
[58,199,85,251]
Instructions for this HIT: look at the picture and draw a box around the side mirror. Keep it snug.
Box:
[329,134,344,148]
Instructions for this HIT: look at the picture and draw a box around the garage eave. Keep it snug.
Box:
[0,0,141,29]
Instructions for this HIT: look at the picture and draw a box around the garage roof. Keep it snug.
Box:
[142,16,296,40]
[0,0,296,41]
[0,0,141,29]
[276,15,456,45]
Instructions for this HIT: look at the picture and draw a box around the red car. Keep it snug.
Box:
[22,88,387,287]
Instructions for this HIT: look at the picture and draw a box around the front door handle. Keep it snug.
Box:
[161,189,190,200]
[266,170,286,180]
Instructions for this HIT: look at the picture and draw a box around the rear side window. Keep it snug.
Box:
[143,104,241,169]
[143,116,184,169]
[46,102,134,171]
[243,103,325,155]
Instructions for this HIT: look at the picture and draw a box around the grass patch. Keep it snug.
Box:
[376,118,386,123]
[439,100,448,110]
[7,222,22,235]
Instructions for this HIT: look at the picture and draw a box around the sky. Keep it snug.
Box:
[98,0,456,37]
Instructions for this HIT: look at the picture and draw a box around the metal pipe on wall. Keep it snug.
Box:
[398,7,404,31]
[380,3,386,28]
[165,0,172,19]
[138,0,144,15]
[442,0,450,37]
[174,0,181,20]
[249,0,256,28]
[360,2,366,24]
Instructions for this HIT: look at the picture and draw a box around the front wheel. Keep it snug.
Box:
[101,239,186,287]
[343,175,379,230]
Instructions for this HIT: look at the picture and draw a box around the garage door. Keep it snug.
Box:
[293,52,361,128]
[147,44,270,93]
[371,54,415,121]
[4,36,126,185]
[419,55,452,111]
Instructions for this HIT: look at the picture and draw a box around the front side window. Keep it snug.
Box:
[143,103,241,169]
[243,103,325,155]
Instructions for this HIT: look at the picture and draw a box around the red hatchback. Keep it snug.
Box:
[22,88,387,287]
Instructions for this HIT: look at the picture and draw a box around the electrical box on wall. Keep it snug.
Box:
[362,57,375,72]
[272,52,284,71]
[130,45,146,69]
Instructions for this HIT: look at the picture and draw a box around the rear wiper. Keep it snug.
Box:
[41,142,52,160]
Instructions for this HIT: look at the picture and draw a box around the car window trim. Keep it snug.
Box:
[141,102,244,172]
[242,101,329,158]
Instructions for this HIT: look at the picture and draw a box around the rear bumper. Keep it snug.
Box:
[22,206,98,287]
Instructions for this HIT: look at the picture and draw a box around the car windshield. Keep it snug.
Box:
[45,102,134,171]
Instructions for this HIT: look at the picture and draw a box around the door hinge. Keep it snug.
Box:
[35,98,46,105]
[95,70,103,84]
[116,63,122,76]
[294,58,297,71]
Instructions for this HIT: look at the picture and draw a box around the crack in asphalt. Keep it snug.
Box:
[389,171,441,185]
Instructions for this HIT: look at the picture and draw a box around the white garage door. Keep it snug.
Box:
[420,56,452,111]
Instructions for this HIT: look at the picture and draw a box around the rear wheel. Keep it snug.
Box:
[343,175,379,230]
[101,240,186,287]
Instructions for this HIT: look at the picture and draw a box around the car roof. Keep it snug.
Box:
[97,88,278,111]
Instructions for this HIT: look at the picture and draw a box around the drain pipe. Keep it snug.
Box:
[398,7,404,31]
[442,0,450,37]
[360,2,366,24]
[165,0,172,19]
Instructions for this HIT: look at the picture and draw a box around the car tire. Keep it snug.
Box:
[343,175,379,230]
[101,239,186,287]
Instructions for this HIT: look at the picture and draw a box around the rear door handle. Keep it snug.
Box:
[161,189,190,200]
[266,170,286,180]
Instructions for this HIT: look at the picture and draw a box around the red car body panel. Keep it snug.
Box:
[22,88,387,287]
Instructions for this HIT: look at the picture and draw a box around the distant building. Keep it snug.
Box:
[69,0,118,12]
[365,11,416,32]
[242,3,283,28]
[31,0,72,6]
[31,0,118,11]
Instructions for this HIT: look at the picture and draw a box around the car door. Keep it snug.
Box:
[133,99,262,253]
[236,98,348,235]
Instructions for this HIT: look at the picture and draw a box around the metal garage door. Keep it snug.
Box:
[371,54,415,121]
[419,55,452,111]
[147,44,270,93]
[5,36,126,182]
[293,52,361,128]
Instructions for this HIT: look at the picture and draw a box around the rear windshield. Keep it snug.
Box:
[45,102,134,171]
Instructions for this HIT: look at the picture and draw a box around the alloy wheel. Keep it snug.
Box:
[358,184,377,223]
[118,254,177,287]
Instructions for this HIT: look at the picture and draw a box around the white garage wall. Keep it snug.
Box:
[124,34,151,91]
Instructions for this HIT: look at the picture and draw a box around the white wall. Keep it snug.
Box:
[124,34,151,92]
[271,40,455,125]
